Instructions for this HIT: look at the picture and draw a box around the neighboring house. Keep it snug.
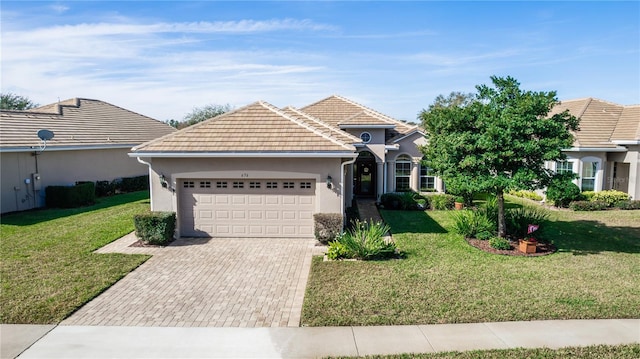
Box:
[0,98,176,213]
[546,98,640,199]
[130,95,437,238]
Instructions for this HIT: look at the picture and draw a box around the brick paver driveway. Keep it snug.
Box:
[62,234,322,327]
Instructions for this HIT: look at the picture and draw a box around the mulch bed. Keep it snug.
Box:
[466,238,556,256]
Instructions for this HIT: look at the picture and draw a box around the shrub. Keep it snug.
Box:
[430,194,455,210]
[133,211,176,245]
[591,190,630,207]
[489,236,512,250]
[476,231,493,241]
[581,191,596,201]
[451,210,494,238]
[380,192,425,210]
[119,175,149,193]
[313,213,343,244]
[45,182,96,208]
[505,207,549,239]
[380,193,403,210]
[546,179,582,208]
[478,194,498,227]
[331,220,396,260]
[570,201,608,211]
[326,241,350,260]
[95,180,116,197]
[615,200,640,210]
[508,190,543,201]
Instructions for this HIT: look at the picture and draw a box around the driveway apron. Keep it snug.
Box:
[62,234,321,328]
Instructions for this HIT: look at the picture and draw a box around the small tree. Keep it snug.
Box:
[421,76,579,237]
[1,93,38,110]
[168,104,231,129]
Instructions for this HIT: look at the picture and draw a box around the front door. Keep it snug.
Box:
[354,151,377,197]
[613,162,630,193]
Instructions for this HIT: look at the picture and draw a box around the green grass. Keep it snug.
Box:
[1,191,152,324]
[302,198,639,326]
[328,343,640,359]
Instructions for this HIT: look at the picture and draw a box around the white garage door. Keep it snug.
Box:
[180,179,315,238]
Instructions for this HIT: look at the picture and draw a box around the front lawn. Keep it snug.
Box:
[302,199,639,326]
[1,191,151,324]
[329,343,640,359]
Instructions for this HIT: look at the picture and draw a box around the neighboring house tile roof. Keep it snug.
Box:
[550,98,637,148]
[133,101,356,153]
[0,98,175,151]
[300,95,418,142]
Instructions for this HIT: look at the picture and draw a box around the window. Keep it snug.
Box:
[232,181,244,189]
[556,161,573,175]
[266,182,278,189]
[183,181,195,188]
[395,154,411,192]
[360,132,372,144]
[581,161,597,191]
[199,181,211,188]
[420,165,435,191]
[216,181,227,188]
[300,182,312,189]
[283,182,295,189]
[249,182,261,189]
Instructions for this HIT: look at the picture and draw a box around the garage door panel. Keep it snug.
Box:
[180,179,315,238]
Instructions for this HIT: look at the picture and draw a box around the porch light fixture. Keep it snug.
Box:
[159,174,169,189]
[326,175,333,189]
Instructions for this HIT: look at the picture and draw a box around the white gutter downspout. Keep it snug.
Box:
[341,156,358,227]
[136,156,154,210]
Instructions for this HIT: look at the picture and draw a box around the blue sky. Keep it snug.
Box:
[2,1,638,123]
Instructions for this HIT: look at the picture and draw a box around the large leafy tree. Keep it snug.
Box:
[167,104,232,129]
[420,76,579,237]
[1,93,39,110]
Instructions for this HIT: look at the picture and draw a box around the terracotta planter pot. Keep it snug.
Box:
[518,239,537,253]
[454,202,464,210]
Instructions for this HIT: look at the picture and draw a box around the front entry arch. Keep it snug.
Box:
[354,151,377,197]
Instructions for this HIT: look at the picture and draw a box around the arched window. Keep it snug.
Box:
[420,157,436,191]
[395,154,411,192]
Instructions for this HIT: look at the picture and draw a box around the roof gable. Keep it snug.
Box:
[133,101,355,153]
[550,98,627,148]
[301,95,416,133]
[0,98,175,150]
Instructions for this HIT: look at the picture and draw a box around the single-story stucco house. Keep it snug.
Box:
[0,98,175,213]
[130,95,436,238]
[547,98,640,199]
[130,95,638,239]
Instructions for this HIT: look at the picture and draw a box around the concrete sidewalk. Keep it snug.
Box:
[4,319,639,358]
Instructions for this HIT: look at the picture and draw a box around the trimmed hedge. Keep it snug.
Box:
[45,182,96,208]
[314,213,343,244]
[615,200,640,210]
[591,190,630,207]
[134,211,176,245]
[569,200,608,211]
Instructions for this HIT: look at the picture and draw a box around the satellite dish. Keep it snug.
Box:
[37,129,55,141]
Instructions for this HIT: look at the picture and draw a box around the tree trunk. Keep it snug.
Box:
[497,189,506,238]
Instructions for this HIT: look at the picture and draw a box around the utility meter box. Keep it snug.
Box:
[32,173,42,191]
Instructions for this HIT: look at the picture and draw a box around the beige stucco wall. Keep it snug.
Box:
[143,156,351,235]
[1,147,147,213]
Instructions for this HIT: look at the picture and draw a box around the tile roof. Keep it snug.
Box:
[611,105,640,142]
[338,111,396,127]
[550,98,636,148]
[0,98,175,150]
[133,101,356,153]
[300,95,418,141]
[281,106,362,144]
